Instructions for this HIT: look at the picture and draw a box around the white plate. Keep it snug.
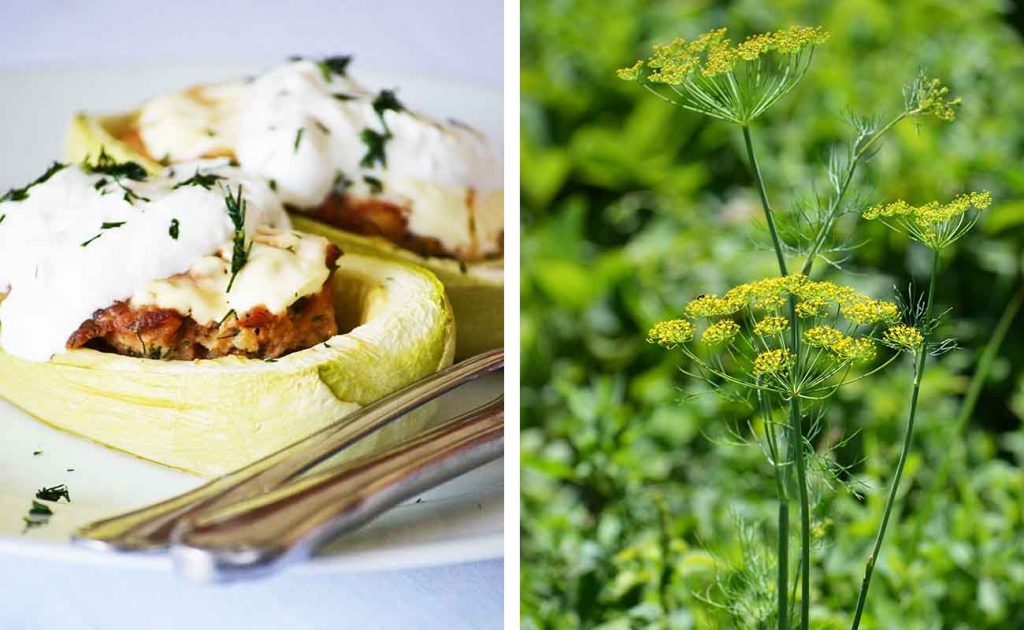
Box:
[0,62,503,575]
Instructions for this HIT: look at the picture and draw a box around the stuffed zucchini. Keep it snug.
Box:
[66,57,503,358]
[0,158,454,476]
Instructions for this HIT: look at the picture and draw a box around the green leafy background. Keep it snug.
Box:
[521,1,1024,627]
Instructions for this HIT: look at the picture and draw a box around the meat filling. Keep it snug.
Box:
[66,244,341,360]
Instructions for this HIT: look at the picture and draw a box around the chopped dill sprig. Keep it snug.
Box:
[314,120,330,135]
[0,214,5,226]
[173,170,223,190]
[332,92,356,102]
[100,221,126,230]
[85,148,147,181]
[224,186,249,292]
[35,483,70,502]
[169,218,180,239]
[80,234,102,247]
[332,171,352,196]
[316,55,353,81]
[1,161,67,203]
[363,175,383,194]
[294,127,306,152]
[217,309,237,327]
[29,501,52,516]
[360,129,389,168]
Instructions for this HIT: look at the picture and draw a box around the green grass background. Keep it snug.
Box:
[520,1,1024,627]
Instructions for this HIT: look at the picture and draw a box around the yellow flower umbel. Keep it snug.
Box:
[881,324,925,353]
[618,26,829,124]
[647,319,696,348]
[647,274,910,398]
[754,349,797,377]
[864,191,991,250]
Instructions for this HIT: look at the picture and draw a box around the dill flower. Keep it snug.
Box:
[702,319,741,345]
[832,337,877,362]
[842,299,901,326]
[753,349,797,376]
[906,74,961,121]
[618,26,829,124]
[753,316,789,336]
[795,298,828,318]
[863,191,991,249]
[647,319,696,348]
[803,325,846,349]
[685,294,744,318]
[881,324,924,353]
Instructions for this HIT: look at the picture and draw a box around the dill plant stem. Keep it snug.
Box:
[742,124,789,275]
[741,123,797,629]
[790,395,810,630]
[850,247,940,630]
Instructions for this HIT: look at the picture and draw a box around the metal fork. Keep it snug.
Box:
[73,349,504,567]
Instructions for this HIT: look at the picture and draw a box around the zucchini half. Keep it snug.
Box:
[0,253,455,477]
[65,113,504,359]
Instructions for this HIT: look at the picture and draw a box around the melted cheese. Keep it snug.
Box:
[131,227,333,325]
[136,60,503,258]
[0,161,292,361]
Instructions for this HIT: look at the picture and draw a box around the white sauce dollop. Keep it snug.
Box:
[0,162,290,361]
[137,60,503,259]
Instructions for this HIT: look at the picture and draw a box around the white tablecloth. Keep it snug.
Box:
[0,2,502,628]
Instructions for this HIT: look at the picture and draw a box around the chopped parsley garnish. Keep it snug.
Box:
[35,484,70,503]
[363,175,383,194]
[173,170,223,190]
[359,129,389,168]
[317,55,353,81]
[293,127,305,152]
[32,450,42,456]
[1,161,67,203]
[224,186,249,292]
[332,93,356,102]
[93,177,109,192]
[169,218,180,239]
[268,179,278,192]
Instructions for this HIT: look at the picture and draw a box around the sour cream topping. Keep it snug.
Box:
[136,60,503,257]
[0,161,290,361]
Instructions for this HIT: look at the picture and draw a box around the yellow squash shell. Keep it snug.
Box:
[0,253,455,477]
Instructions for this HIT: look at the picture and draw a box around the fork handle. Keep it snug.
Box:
[169,396,503,582]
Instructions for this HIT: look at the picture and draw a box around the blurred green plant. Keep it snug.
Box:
[522,1,1024,628]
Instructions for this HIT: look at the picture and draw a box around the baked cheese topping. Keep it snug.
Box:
[131,227,333,325]
[0,159,335,361]
[135,59,502,259]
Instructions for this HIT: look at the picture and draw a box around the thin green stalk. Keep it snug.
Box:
[850,247,941,630]
[791,395,810,630]
[742,124,789,275]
